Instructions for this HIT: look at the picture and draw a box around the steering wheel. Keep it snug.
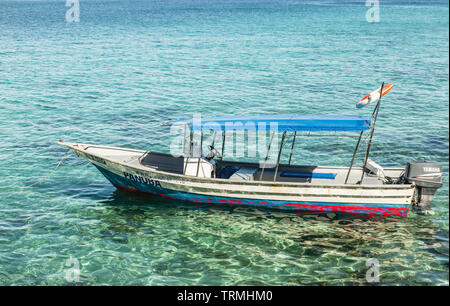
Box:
[205,145,222,160]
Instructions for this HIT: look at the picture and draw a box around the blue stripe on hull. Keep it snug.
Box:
[93,165,409,216]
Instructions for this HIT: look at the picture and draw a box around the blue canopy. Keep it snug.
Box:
[169,115,371,132]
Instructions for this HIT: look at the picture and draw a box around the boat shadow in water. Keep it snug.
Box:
[92,189,448,284]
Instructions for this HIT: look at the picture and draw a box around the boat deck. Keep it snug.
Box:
[57,141,415,217]
[139,151,404,185]
[140,151,184,174]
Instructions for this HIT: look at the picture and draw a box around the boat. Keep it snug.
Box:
[58,83,443,217]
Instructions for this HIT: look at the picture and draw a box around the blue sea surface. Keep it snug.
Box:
[0,0,448,285]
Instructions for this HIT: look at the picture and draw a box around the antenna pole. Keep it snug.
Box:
[360,82,384,183]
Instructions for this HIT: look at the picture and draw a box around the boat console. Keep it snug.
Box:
[183,157,216,178]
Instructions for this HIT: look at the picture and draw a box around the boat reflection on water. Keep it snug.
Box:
[91,189,447,286]
[100,188,409,224]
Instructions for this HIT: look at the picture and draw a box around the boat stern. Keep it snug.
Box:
[403,161,443,214]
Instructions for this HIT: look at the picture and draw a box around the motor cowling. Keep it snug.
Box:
[405,161,442,214]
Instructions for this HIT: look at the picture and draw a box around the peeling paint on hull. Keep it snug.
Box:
[95,165,410,217]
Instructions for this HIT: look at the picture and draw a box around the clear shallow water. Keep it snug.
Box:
[0,0,448,285]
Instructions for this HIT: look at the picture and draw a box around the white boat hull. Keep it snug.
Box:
[59,141,415,217]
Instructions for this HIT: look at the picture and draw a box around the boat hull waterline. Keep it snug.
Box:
[97,165,410,216]
[60,142,414,217]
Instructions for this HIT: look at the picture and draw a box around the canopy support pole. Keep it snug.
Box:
[274,132,286,181]
[184,129,193,175]
[344,130,364,184]
[211,131,217,147]
[196,131,203,177]
[259,132,275,181]
[360,82,384,183]
[288,131,297,165]
[221,131,225,160]
[182,124,188,157]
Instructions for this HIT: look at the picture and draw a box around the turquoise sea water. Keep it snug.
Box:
[0,0,448,285]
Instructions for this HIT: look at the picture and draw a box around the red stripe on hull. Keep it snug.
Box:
[114,185,408,217]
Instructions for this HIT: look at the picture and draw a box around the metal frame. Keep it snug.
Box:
[288,131,297,165]
[259,132,275,181]
[180,104,378,181]
[196,131,203,177]
[344,130,364,184]
[342,82,385,184]
[273,131,286,181]
[359,82,385,183]
[183,128,194,175]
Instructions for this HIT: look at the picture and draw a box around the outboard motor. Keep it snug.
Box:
[404,161,443,214]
